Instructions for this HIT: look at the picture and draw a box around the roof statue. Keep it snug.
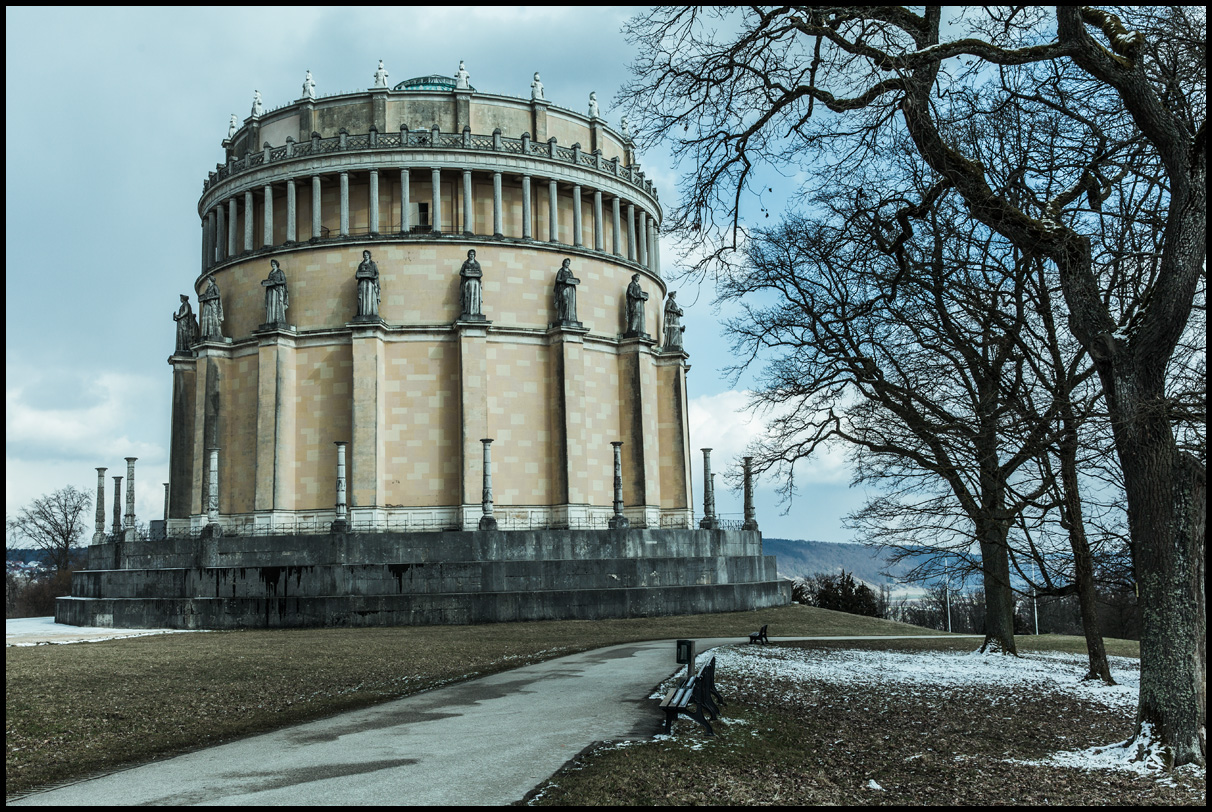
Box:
[227,114,237,140]
[531,72,545,101]
[251,90,263,117]
[455,60,471,90]
[620,115,632,140]
[373,60,389,89]
[301,70,315,100]
[588,91,600,119]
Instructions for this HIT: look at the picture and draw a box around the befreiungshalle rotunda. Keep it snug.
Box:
[58,62,789,629]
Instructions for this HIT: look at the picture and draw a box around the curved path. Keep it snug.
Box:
[10,634,974,806]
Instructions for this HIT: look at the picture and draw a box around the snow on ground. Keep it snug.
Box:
[5,616,206,646]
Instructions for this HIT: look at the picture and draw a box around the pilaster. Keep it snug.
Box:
[253,328,298,515]
[349,321,387,510]
[531,99,549,141]
[618,334,660,518]
[550,324,592,511]
[456,319,491,526]
[168,354,198,520]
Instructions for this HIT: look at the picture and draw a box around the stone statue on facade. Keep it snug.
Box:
[302,70,316,100]
[625,273,649,337]
[530,72,545,101]
[620,115,632,140]
[553,258,581,326]
[227,113,238,140]
[588,92,600,119]
[455,60,471,90]
[251,90,263,117]
[459,249,484,320]
[662,291,685,351]
[261,259,289,327]
[355,250,381,321]
[373,60,389,89]
[199,277,225,341]
[173,295,199,354]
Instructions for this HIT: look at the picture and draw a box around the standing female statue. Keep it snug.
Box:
[553,258,581,325]
[355,250,381,320]
[662,290,685,350]
[262,259,289,326]
[459,249,484,320]
[625,273,649,336]
[198,277,225,340]
[173,294,198,353]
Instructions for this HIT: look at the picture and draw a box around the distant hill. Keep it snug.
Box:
[761,537,909,585]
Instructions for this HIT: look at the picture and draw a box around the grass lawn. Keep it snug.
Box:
[7,604,939,796]
[526,636,1205,807]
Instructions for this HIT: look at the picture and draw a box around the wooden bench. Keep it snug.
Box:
[659,655,725,736]
[748,623,769,644]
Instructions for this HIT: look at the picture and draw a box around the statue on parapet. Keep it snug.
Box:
[373,60,389,89]
[455,60,471,90]
[261,259,290,327]
[199,278,225,341]
[227,114,237,140]
[301,70,316,100]
[173,295,199,354]
[459,249,484,320]
[620,115,632,140]
[251,90,263,117]
[662,291,685,351]
[355,250,381,321]
[553,258,581,326]
[588,92,600,119]
[531,72,545,101]
[625,273,649,337]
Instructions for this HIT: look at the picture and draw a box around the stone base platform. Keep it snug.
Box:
[56,529,791,629]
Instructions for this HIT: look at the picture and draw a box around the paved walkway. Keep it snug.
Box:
[9,630,977,806]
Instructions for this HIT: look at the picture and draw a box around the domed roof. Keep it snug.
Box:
[394,75,475,92]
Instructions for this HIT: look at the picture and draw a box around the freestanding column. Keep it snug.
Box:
[286,180,297,242]
[572,184,583,247]
[311,175,322,239]
[206,210,217,265]
[627,204,637,261]
[331,441,348,532]
[215,203,226,262]
[612,197,622,256]
[400,169,411,232]
[431,167,442,233]
[124,457,137,537]
[521,175,532,238]
[742,456,759,530]
[548,179,559,242]
[479,438,497,531]
[609,442,629,529]
[94,467,107,542]
[652,223,661,275]
[368,169,379,234]
[244,190,255,251]
[492,171,503,237]
[462,169,474,236]
[593,191,604,251]
[339,171,350,236]
[699,448,718,529]
[263,184,274,247]
[227,197,238,257]
[638,210,648,267]
[111,476,123,535]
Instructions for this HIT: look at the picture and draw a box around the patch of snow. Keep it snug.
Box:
[5,616,207,646]
[866,779,884,790]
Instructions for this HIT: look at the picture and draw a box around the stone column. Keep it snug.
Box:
[627,204,637,262]
[332,441,348,532]
[462,169,474,236]
[215,202,226,262]
[205,447,221,534]
[200,218,208,274]
[206,210,217,265]
[311,175,322,239]
[572,184,583,248]
[263,184,274,247]
[228,197,238,257]
[593,191,604,251]
[339,171,350,236]
[94,467,107,542]
[492,171,503,237]
[286,180,297,242]
[400,169,411,232]
[742,456,759,530]
[521,175,532,239]
[111,476,124,535]
[123,457,137,539]
[163,483,170,522]
[431,167,442,233]
[612,197,622,256]
[244,190,255,251]
[638,210,648,267]
[609,442,629,529]
[479,438,497,530]
[699,448,718,529]
[368,169,379,234]
[548,179,559,242]
[652,223,661,275]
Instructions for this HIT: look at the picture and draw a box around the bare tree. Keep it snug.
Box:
[623,6,1205,767]
[7,487,91,573]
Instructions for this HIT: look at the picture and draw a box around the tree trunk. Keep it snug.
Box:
[976,522,1018,654]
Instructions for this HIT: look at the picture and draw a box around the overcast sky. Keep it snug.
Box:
[5,6,865,542]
